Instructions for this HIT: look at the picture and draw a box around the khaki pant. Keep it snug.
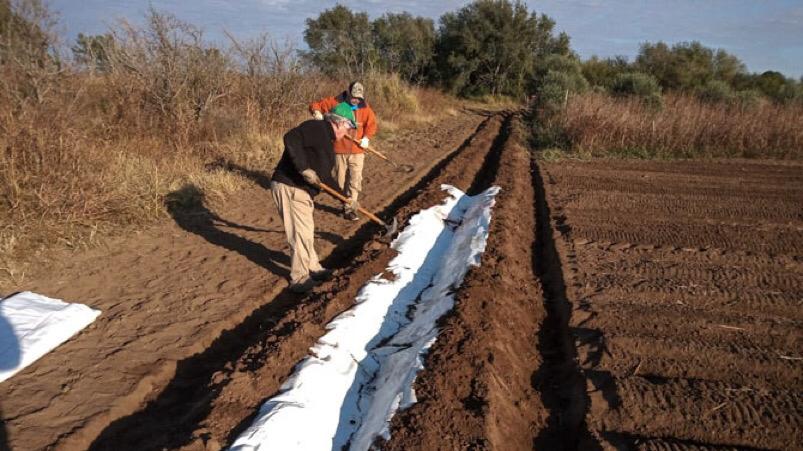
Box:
[334,153,364,212]
[271,181,324,284]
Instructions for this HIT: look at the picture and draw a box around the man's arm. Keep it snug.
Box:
[309,96,339,117]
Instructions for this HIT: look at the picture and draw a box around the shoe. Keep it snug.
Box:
[311,268,333,281]
[289,276,319,293]
[344,211,359,221]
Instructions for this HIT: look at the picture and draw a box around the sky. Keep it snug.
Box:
[49,0,803,78]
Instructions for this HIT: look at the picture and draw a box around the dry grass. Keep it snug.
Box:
[547,92,803,159]
[0,26,462,291]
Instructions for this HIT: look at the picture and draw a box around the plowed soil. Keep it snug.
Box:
[541,159,803,450]
[2,109,801,451]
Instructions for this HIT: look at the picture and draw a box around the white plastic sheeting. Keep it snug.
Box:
[231,185,499,450]
[0,291,101,383]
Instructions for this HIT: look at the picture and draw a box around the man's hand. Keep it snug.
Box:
[312,110,324,120]
[359,137,370,149]
[301,169,320,186]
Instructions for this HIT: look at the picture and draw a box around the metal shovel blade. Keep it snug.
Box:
[379,217,399,242]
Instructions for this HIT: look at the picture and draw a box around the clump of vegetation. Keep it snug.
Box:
[531,36,802,158]
[557,92,802,159]
[434,0,569,98]
[696,80,735,104]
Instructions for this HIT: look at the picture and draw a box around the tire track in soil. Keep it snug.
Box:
[540,159,803,450]
[530,159,596,450]
[86,113,511,451]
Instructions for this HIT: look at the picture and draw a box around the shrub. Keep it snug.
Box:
[364,71,419,121]
[611,72,662,98]
[734,89,764,110]
[635,41,746,92]
[581,55,631,90]
[609,72,664,110]
[696,79,735,104]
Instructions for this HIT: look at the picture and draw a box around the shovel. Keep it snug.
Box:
[346,135,415,173]
[317,182,399,241]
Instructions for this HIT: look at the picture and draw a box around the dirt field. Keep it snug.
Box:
[381,144,802,450]
[541,159,803,450]
[1,109,801,450]
[0,110,489,450]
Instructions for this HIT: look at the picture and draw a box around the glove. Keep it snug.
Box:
[312,110,323,120]
[359,137,370,149]
[301,169,320,186]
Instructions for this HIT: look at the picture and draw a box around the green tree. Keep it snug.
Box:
[635,41,746,92]
[713,48,746,85]
[303,5,375,77]
[754,71,788,99]
[71,32,114,72]
[435,0,568,97]
[731,70,802,104]
[611,72,661,97]
[581,55,632,91]
[696,79,735,104]
[0,0,49,65]
[372,12,435,83]
[0,0,60,104]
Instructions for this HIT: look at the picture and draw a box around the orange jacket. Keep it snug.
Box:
[310,93,378,154]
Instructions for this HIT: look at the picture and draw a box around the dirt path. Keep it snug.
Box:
[0,110,488,451]
[542,159,803,450]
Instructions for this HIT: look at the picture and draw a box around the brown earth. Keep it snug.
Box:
[383,156,802,450]
[2,109,801,451]
[382,116,598,450]
[382,117,554,449]
[541,159,803,450]
[0,109,490,450]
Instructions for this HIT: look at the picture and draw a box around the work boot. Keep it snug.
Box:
[289,276,319,294]
[311,268,333,281]
[344,210,359,221]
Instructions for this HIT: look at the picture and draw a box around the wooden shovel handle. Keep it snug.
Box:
[317,182,386,226]
[345,135,393,163]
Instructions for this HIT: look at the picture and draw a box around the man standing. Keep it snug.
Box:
[310,81,378,221]
[271,103,357,293]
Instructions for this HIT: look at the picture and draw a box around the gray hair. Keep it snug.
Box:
[324,112,355,128]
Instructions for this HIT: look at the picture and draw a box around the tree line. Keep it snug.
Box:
[8,0,803,106]
[300,1,801,106]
